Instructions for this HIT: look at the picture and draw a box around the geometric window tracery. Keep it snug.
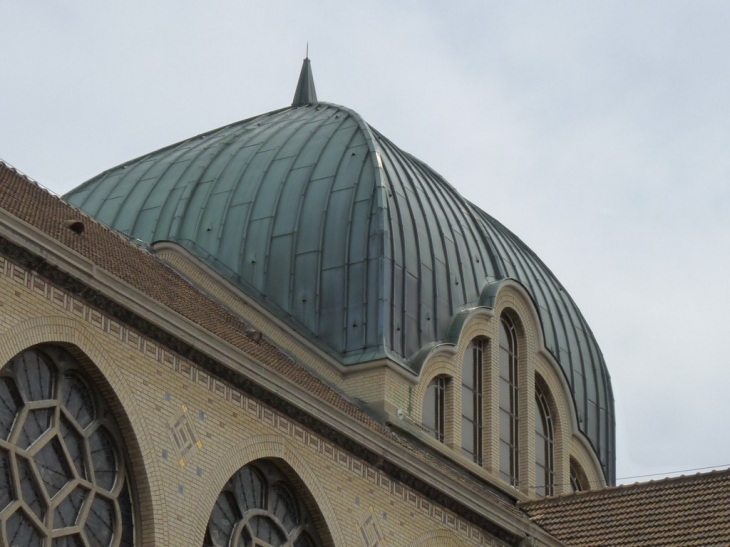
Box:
[0,345,134,547]
[204,460,324,547]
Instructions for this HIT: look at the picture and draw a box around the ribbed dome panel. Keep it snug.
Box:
[64,102,614,483]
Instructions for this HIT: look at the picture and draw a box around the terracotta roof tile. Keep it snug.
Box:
[521,468,730,546]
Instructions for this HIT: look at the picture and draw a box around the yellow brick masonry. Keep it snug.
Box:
[156,245,604,498]
[0,253,510,547]
[156,246,413,413]
[411,285,604,498]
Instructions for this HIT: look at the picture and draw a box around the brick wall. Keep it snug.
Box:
[0,253,511,547]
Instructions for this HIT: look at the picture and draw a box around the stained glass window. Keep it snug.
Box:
[205,460,324,547]
[0,346,134,546]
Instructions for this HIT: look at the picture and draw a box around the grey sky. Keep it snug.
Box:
[2,1,729,484]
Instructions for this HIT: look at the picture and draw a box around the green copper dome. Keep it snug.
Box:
[64,60,615,483]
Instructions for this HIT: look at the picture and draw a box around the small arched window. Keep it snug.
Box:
[570,458,588,493]
[205,460,324,547]
[535,383,554,497]
[422,376,447,443]
[461,339,485,464]
[499,315,519,486]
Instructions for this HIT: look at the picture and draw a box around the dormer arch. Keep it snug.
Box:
[409,281,605,497]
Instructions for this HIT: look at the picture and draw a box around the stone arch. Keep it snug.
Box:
[413,358,456,435]
[415,372,451,446]
[0,315,165,546]
[409,528,467,547]
[484,279,542,353]
[192,434,344,547]
[414,362,456,416]
[498,305,529,361]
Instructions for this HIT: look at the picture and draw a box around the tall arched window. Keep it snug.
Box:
[535,383,554,497]
[422,376,447,443]
[499,315,519,486]
[461,339,484,464]
[0,346,135,547]
[205,460,324,547]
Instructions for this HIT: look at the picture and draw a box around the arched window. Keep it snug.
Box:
[461,339,484,464]
[499,315,519,486]
[570,458,588,493]
[422,376,447,443]
[0,346,134,547]
[535,383,554,497]
[205,460,324,547]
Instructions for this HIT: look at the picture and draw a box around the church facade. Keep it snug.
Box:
[0,59,724,547]
[0,156,570,547]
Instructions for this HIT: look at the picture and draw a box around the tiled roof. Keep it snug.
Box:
[521,468,730,546]
[0,161,523,534]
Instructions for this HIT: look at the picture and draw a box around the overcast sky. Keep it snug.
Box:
[2,1,729,485]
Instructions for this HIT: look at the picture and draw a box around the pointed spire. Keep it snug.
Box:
[292,56,318,107]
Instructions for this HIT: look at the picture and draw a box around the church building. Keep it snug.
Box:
[0,58,726,547]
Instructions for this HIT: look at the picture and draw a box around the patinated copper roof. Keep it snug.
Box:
[521,468,730,546]
[62,64,614,482]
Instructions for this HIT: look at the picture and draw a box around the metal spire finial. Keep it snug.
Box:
[292,54,318,106]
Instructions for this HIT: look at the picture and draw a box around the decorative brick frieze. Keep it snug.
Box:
[0,250,513,546]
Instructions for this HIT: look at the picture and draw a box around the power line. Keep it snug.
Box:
[616,463,730,482]
[521,463,730,491]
